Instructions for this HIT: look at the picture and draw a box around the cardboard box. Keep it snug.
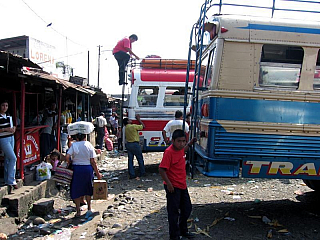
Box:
[93,180,108,200]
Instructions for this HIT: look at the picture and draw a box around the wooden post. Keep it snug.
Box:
[20,79,26,180]
[56,87,62,151]
[75,91,78,121]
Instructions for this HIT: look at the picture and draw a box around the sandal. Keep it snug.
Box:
[85,210,93,219]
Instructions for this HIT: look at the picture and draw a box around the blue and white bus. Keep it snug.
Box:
[188,0,320,190]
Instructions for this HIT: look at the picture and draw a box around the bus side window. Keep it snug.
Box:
[313,49,320,90]
[259,44,304,89]
[164,87,189,107]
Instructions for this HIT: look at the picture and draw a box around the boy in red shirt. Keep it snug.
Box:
[159,129,196,240]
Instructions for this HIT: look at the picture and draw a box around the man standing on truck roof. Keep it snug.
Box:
[113,34,140,85]
[162,110,189,145]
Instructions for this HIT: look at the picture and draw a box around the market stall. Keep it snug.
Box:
[0,51,97,180]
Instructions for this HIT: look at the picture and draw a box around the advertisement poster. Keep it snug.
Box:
[16,132,41,168]
[28,37,57,76]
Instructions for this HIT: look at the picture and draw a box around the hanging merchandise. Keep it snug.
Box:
[67,110,72,124]
[61,111,66,125]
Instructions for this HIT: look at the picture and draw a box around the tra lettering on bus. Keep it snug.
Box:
[244,161,318,176]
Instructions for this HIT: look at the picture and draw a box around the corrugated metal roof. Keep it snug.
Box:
[22,68,96,96]
[1,51,96,96]
[0,50,41,69]
[57,78,96,95]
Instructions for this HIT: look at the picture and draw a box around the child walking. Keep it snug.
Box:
[159,129,196,240]
[116,126,123,150]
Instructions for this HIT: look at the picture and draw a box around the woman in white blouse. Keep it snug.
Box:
[66,133,102,217]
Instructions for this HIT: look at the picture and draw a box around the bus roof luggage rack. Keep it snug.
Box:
[207,0,320,20]
[140,59,196,69]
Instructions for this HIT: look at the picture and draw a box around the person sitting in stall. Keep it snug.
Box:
[48,151,61,175]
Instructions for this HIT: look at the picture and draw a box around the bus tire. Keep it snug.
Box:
[303,180,320,191]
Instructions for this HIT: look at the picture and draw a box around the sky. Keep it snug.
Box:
[1,0,319,95]
[0,0,207,94]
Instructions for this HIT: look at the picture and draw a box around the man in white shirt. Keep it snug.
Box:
[162,110,189,145]
[95,112,107,150]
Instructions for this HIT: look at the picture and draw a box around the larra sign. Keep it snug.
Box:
[30,49,55,64]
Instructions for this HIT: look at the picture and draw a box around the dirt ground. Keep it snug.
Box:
[6,151,320,240]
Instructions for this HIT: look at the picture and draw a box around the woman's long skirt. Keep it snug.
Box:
[70,165,94,199]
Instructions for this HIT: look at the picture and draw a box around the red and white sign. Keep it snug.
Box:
[28,37,56,74]
[16,132,40,167]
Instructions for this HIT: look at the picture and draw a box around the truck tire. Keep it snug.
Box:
[303,180,320,191]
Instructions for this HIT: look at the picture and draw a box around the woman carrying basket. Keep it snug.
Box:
[66,132,102,217]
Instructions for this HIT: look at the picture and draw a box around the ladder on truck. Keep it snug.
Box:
[184,0,320,178]
[119,58,137,127]
[184,0,213,178]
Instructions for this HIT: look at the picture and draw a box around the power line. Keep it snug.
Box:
[20,0,88,50]
[21,0,47,25]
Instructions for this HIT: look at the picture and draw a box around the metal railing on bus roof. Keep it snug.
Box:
[206,0,320,20]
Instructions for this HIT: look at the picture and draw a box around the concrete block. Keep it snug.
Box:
[2,181,48,218]
[24,169,36,186]
[32,198,54,216]
[0,179,23,204]
[0,187,8,206]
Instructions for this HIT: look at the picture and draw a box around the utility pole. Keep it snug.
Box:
[97,47,113,89]
[87,50,90,85]
[97,45,102,88]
